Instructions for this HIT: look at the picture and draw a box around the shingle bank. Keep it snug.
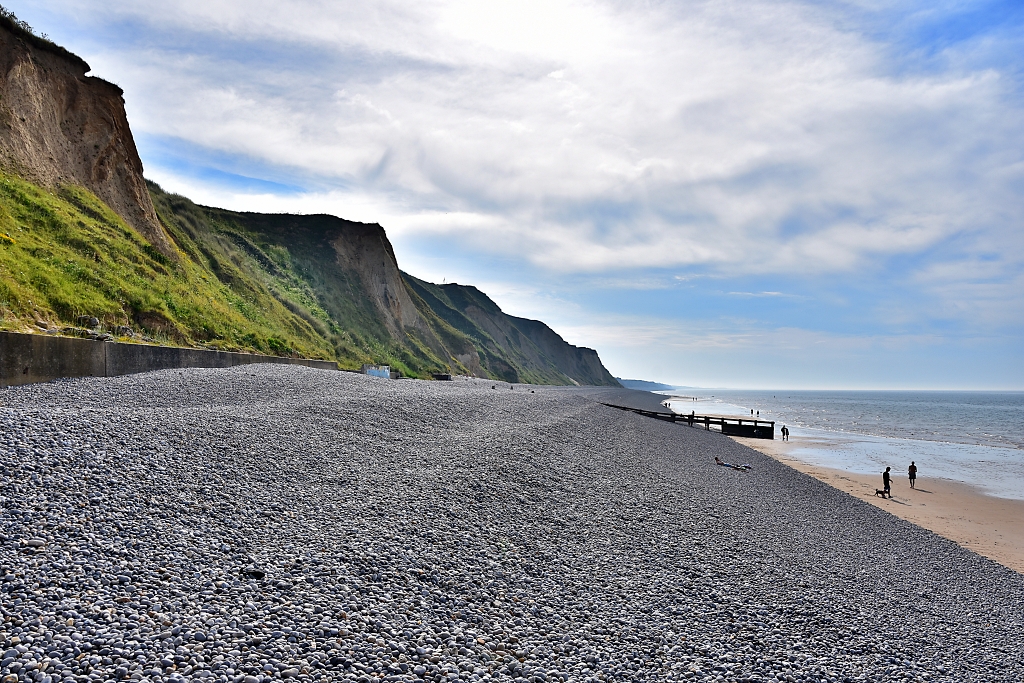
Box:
[1,365,1021,683]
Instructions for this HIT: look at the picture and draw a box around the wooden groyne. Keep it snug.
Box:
[600,402,775,439]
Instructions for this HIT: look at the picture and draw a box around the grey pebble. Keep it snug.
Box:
[0,365,1021,683]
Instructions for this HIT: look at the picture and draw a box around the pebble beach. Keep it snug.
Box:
[2,365,1023,683]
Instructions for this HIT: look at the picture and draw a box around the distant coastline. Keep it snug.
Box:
[615,378,680,391]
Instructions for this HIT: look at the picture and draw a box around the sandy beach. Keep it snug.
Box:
[732,434,1024,574]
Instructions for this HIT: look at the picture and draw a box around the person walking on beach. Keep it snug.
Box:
[781,425,789,441]
[908,461,917,489]
[883,467,892,498]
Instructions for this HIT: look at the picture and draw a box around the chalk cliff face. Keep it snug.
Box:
[0,18,173,255]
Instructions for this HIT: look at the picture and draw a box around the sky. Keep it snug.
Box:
[9,0,1024,389]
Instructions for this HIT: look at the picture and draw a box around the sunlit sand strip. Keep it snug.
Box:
[732,435,1024,575]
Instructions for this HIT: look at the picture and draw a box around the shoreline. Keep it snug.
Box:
[732,434,1024,574]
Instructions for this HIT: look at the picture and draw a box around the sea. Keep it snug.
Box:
[661,390,1024,500]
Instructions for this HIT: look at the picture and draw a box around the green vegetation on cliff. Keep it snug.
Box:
[405,274,621,386]
[149,185,471,378]
[0,171,335,360]
[0,171,619,383]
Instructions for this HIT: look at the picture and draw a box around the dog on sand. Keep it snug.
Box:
[874,489,889,498]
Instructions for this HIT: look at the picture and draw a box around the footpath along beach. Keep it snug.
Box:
[2,366,1024,683]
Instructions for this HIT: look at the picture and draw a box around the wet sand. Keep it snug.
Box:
[732,435,1024,575]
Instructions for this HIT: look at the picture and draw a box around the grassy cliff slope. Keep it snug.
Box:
[0,173,620,383]
[151,187,478,378]
[0,171,334,360]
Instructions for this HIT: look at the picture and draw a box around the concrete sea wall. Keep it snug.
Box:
[0,331,337,387]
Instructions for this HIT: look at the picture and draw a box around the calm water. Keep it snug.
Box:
[663,390,1024,500]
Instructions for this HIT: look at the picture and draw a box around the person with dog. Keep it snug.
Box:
[908,461,917,489]
[883,467,892,498]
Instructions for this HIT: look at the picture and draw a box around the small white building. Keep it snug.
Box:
[361,364,391,379]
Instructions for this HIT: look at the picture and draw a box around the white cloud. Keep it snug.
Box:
[13,0,1023,345]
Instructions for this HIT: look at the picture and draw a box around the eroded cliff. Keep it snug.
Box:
[328,221,487,376]
[0,16,173,255]
[179,201,486,376]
